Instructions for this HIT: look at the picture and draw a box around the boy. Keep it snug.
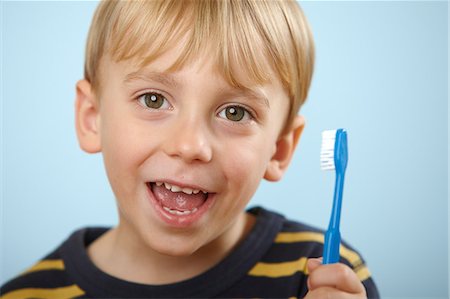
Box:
[1,0,379,298]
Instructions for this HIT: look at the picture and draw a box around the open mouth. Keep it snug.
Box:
[147,181,212,218]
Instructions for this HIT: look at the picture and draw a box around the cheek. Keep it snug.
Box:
[221,137,274,198]
[99,109,152,195]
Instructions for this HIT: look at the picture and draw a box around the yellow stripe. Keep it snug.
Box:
[275,231,325,244]
[273,232,370,281]
[22,260,64,275]
[0,284,85,299]
[340,244,363,268]
[275,232,363,268]
[249,257,309,278]
[355,265,371,281]
[249,256,371,282]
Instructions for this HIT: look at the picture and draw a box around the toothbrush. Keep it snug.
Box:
[320,129,348,264]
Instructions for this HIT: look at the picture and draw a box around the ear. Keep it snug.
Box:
[264,115,305,182]
[75,79,101,153]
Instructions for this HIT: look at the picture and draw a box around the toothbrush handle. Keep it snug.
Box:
[323,229,341,264]
[323,171,345,264]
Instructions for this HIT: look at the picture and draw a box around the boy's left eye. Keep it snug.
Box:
[137,92,171,110]
[218,105,252,122]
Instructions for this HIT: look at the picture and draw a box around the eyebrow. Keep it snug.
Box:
[124,70,270,109]
[124,71,180,89]
[220,86,270,110]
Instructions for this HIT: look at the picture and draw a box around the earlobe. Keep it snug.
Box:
[75,79,101,153]
[264,115,305,182]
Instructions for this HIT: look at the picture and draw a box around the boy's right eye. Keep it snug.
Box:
[137,92,171,110]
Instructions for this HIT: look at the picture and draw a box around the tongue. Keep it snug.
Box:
[152,184,207,211]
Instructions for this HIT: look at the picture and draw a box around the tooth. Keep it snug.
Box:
[171,185,182,192]
[182,188,193,195]
[161,182,207,195]
[163,206,176,215]
[192,208,198,213]
[163,206,194,216]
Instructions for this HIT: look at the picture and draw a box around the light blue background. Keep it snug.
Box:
[1,1,448,298]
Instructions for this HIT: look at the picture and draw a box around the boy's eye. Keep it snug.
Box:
[137,92,170,109]
[218,105,251,122]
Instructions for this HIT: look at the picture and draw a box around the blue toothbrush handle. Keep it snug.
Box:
[323,229,341,264]
[323,171,345,264]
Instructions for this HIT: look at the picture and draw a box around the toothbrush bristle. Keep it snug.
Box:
[320,130,336,171]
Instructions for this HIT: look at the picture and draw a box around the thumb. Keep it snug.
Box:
[307,257,322,274]
[306,258,322,291]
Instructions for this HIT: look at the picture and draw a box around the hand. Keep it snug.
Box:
[304,258,367,299]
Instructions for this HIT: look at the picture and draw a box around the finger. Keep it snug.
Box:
[304,286,366,299]
[308,263,366,294]
[306,258,322,273]
[306,258,323,290]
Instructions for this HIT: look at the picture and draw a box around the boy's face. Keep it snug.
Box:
[76,42,304,256]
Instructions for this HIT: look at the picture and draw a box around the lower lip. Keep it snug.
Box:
[146,183,215,228]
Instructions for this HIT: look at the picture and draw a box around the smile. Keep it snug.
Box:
[146,181,215,227]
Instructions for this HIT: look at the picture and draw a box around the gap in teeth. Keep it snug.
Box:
[162,206,198,215]
[155,182,205,195]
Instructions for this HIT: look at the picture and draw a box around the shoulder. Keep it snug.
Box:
[277,216,368,273]
[249,207,380,298]
[0,227,107,299]
[0,250,84,299]
[256,207,368,273]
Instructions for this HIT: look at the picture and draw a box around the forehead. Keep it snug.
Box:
[101,28,285,99]
[111,39,277,92]
[98,40,290,134]
[103,44,285,111]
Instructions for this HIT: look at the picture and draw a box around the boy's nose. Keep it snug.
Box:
[163,117,213,164]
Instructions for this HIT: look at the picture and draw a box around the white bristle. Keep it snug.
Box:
[320,129,337,171]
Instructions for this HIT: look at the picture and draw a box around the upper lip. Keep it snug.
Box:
[148,179,213,194]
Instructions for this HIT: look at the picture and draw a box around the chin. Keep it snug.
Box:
[156,246,197,257]
[143,232,205,257]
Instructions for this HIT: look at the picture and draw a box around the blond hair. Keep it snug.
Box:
[84,0,314,130]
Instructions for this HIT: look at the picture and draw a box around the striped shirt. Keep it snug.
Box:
[1,207,379,298]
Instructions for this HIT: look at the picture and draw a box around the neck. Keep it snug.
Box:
[87,212,256,285]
